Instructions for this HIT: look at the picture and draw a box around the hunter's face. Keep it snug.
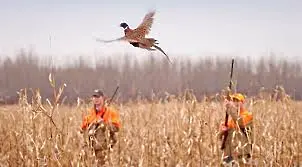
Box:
[231,98,241,106]
[92,95,104,105]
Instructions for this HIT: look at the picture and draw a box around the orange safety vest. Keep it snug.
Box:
[227,106,253,129]
[81,106,121,130]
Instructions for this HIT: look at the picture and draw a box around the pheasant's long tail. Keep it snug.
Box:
[152,45,172,64]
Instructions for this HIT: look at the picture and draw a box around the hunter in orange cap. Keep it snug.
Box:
[81,89,121,130]
[219,92,254,166]
[81,89,121,166]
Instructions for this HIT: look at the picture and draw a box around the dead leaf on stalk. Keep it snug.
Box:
[48,73,55,87]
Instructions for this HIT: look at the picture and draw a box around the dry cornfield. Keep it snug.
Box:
[0,86,301,167]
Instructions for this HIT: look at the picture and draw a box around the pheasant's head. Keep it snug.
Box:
[120,22,129,29]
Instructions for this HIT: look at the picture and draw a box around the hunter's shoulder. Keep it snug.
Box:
[86,107,95,114]
[105,106,119,113]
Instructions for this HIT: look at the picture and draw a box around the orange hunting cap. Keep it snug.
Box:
[230,93,245,102]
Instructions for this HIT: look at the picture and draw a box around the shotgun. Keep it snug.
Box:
[220,58,235,150]
[106,86,119,106]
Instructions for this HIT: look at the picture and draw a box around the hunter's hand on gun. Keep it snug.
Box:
[79,127,84,134]
[219,95,235,140]
[95,118,106,128]
[220,123,228,132]
[224,98,236,108]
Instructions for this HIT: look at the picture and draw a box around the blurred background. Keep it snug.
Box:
[0,0,301,103]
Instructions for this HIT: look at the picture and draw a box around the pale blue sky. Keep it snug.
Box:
[0,0,302,64]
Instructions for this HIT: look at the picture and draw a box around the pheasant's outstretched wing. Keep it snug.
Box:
[152,45,172,64]
[95,36,139,43]
[95,36,126,43]
[133,10,156,38]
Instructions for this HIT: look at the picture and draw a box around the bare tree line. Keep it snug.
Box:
[0,50,301,104]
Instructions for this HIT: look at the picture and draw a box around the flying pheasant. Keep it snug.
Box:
[95,10,172,64]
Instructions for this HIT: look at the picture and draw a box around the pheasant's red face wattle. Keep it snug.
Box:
[124,28,132,34]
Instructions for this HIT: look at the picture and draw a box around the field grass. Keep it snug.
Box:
[0,89,301,166]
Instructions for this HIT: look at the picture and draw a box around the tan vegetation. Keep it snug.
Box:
[0,82,301,166]
[0,51,301,166]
